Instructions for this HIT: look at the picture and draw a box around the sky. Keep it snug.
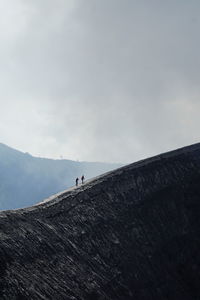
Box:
[0,0,200,163]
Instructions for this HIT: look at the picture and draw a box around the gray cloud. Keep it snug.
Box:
[0,0,199,162]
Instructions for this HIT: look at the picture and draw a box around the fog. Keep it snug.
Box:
[0,0,199,163]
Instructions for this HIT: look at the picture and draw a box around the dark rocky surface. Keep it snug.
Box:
[0,143,200,299]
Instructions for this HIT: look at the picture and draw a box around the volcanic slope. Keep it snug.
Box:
[0,143,200,299]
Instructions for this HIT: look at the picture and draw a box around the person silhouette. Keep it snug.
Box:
[81,175,85,184]
[75,177,79,186]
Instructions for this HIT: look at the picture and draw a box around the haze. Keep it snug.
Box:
[0,0,199,163]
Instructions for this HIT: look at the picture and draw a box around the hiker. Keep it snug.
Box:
[75,177,79,186]
[81,175,85,184]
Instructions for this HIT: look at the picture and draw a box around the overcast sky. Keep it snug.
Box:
[0,0,199,163]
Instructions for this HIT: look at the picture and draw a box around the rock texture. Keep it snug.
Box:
[0,143,200,299]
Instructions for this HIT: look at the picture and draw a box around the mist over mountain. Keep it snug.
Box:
[0,143,200,299]
[0,143,121,210]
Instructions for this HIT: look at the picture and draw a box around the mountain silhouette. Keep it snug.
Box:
[0,143,121,210]
[0,143,200,299]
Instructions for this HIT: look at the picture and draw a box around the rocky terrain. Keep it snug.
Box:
[0,143,200,299]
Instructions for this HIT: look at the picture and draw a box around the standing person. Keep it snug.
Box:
[76,177,79,186]
[81,175,85,184]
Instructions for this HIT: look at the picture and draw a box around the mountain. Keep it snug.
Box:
[0,143,121,210]
[0,143,200,299]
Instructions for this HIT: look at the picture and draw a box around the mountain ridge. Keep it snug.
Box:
[0,143,121,210]
[23,141,200,211]
[0,143,199,299]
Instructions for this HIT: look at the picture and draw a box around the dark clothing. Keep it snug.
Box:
[81,175,85,184]
[76,178,79,186]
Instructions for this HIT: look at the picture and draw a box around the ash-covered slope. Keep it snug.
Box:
[0,143,200,299]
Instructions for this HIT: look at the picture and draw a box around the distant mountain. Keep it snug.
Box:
[0,143,121,210]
